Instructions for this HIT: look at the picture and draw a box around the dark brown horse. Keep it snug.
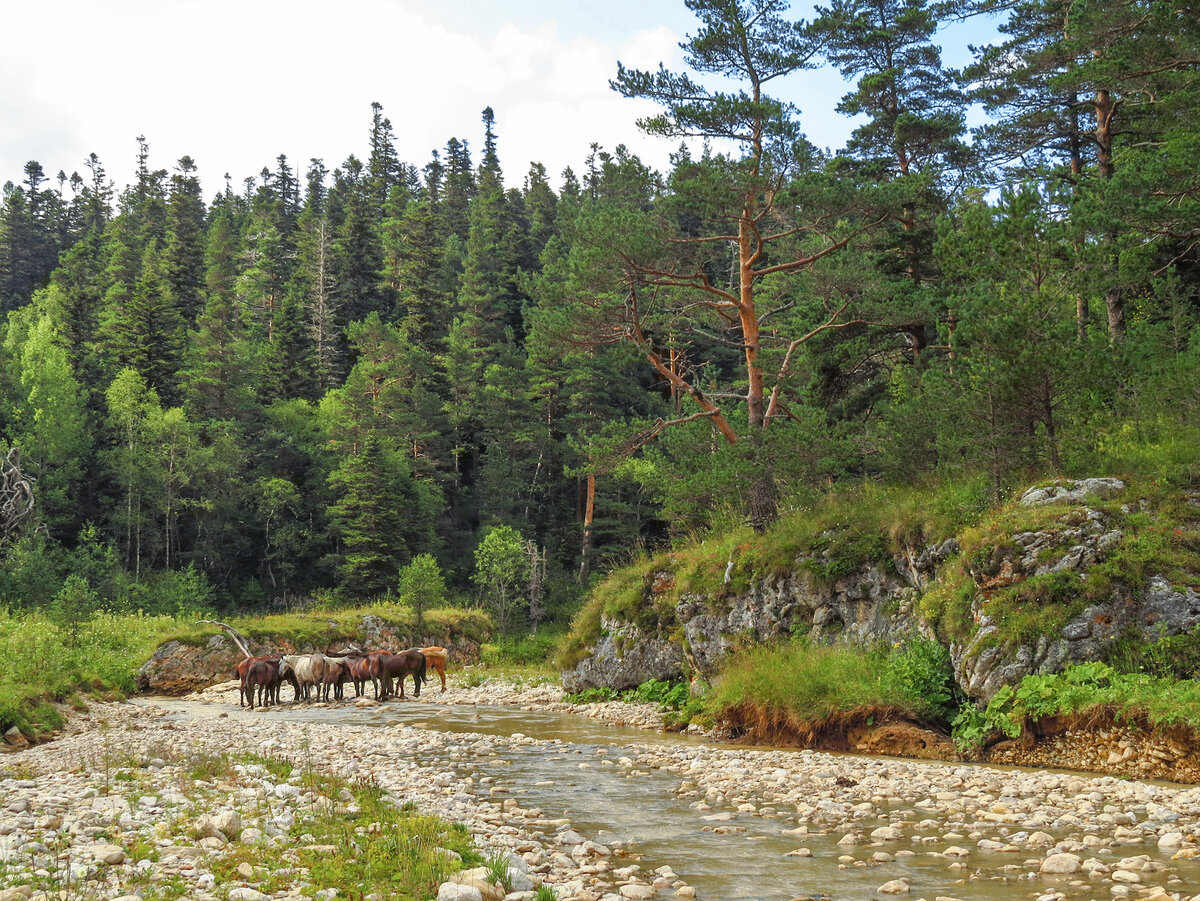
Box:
[234,654,281,707]
[346,653,386,699]
[377,650,427,700]
[244,659,280,709]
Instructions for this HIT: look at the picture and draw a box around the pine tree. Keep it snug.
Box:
[165,156,207,322]
[0,162,63,311]
[99,238,185,403]
[331,156,385,325]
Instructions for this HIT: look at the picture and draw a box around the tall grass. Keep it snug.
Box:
[0,607,184,736]
[706,638,955,734]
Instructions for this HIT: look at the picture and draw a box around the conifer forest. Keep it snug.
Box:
[1,0,1198,628]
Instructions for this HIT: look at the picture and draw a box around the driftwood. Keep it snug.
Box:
[195,620,252,659]
[0,447,35,543]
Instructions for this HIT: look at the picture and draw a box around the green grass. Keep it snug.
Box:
[280,771,481,899]
[953,661,1200,750]
[0,607,186,737]
[705,637,956,734]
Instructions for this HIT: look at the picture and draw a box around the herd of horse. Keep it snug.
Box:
[233,646,449,709]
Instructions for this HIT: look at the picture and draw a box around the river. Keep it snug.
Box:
[139,688,1200,901]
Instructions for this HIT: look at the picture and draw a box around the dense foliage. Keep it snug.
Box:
[0,0,1197,634]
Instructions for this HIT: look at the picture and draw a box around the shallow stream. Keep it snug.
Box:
[143,695,1200,900]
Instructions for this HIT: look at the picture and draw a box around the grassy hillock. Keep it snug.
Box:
[558,478,992,669]
[561,432,1200,750]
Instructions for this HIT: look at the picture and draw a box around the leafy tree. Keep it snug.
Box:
[2,307,91,532]
[397,553,447,628]
[104,367,161,576]
[473,524,530,633]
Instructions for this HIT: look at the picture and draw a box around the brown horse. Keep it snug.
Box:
[234,654,281,707]
[346,653,390,700]
[377,650,427,700]
[418,646,448,692]
[244,659,280,709]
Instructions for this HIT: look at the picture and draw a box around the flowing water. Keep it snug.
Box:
[145,695,1200,900]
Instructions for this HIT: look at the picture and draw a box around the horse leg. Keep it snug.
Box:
[439,664,446,692]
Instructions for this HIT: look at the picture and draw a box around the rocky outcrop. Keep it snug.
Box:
[564,474,1200,704]
[561,619,685,693]
[954,574,1200,701]
[1019,477,1127,507]
[562,538,959,690]
[137,618,482,694]
[951,478,1200,700]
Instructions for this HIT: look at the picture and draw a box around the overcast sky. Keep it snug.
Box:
[1,1,999,197]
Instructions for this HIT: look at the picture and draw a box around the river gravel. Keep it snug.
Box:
[3,677,1200,901]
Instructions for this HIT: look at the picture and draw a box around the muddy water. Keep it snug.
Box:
[150,696,1200,901]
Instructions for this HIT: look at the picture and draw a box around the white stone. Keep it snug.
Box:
[437,883,483,901]
[213,809,242,838]
[618,885,656,900]
[871,826,903,841]
[1039,853,1081,875]
[876,879,910,894]
[227,890,268,901]
[88,843,127,865]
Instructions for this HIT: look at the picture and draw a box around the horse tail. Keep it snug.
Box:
[419,653,428,686]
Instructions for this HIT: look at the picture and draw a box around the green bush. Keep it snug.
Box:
[564,678,691,710]
[481,629,563,667]
[885,636,958,720]
[951,661,1200,750]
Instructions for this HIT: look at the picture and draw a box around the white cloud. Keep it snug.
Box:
[0,0,685,195]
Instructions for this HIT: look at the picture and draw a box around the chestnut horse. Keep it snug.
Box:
[418,646,448,692]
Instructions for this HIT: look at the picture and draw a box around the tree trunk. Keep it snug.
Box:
[746,435,777,532]
[578,472,596,582]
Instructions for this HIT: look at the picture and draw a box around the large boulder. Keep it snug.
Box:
[562,619,685,692]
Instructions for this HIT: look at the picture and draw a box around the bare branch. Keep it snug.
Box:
[195,620,252,659]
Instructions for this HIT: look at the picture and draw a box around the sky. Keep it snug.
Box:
[0,1,1001,197]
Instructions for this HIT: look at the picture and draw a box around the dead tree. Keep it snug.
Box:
[0,447,35,544]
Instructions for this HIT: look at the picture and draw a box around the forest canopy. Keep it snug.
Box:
[0,0,1197,628]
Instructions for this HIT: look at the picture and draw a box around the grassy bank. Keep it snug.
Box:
[703,637,957,743]
[0,602,492,740]
[0,607,183,738]
[591,637,1200,754]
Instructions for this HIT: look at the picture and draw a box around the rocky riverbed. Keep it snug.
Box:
[4,678,1200,901]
